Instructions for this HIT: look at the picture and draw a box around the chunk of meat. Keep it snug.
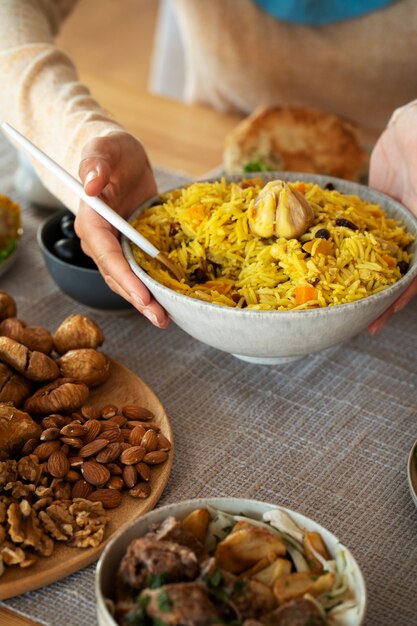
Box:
[263,598,326,626]
[117,536,200,592]
[143,582,221,626]
[153,515,207,561]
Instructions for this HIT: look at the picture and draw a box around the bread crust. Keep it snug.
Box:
[223,106,368,181]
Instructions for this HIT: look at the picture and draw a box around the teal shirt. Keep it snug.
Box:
[253,0,394,25]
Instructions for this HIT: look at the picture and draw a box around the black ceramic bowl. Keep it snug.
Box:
[37,209,131,311]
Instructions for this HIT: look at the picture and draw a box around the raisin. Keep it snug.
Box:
[325,182,335,190]
[169,222,179,237]
[190,268,208,284]
[397,260,409,274]
[315,228,331,240]
[335,218,358,231]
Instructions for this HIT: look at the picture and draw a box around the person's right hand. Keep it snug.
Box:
[74,131,170,328]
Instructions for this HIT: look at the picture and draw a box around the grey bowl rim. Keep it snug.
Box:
[95,496,367,626]
[122,172,417,319]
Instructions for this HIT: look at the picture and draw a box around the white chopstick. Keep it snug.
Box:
[1,122,160,259]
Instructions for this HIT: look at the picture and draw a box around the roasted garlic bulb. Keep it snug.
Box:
[249,180,314,239]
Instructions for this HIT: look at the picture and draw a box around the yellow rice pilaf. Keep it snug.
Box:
[130,178,414,310]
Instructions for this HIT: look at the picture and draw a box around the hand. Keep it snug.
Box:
[75,131,170,328]
[368,105,417,334]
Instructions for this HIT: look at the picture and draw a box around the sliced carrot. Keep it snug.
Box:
[295,284,318,305]
[383,255,396,268]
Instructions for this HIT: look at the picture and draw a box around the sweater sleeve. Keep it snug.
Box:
[0,0,125,211]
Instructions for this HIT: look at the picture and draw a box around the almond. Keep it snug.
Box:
[60,436,84,449]
[157,433,172,451]
[126,420,160,432]
[40,427,60,441]
[83,419,102,443]
[21,438,39,456]
[121,428,132,443]
[135,462,151,482]
[107,476,124,490]
[68,456,83,468]
[109,414,128,427]
[122,405,154,421]
[42,414,66,429]
[99,421,119,432]
[81,405,101,420]
[98,429,122,443]
[88,488,122,509]
[95,442,122,464]
[129,425,146,446]
[79,438,108,458]
[122,465,137,488]
[129,482,151,498]
[143,450,168,465]
[66,469,81,482]
[119,446,146,465]
[107,463,123,475]
[101,404,118,419]
[81,461,111,486]
[47,450,70,478]
[33,440,61,460]
[71,479,94,499]
[141,429,158,452]
[60,423,87,437]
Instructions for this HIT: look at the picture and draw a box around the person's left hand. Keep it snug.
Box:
[368,103,417,334]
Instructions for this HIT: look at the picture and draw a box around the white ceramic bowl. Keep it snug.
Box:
[96,497,367,626]
[123,173,417,365]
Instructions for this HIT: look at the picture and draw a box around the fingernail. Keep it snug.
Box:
[84,170,98,186]
[142,307,158,325]
[130,292,145,308]
[393,298,407,313]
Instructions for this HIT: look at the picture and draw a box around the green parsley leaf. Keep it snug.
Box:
[157,590,171,613]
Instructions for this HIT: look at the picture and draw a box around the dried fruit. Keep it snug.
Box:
[88,488,122,509]
[81,461,111,487]
[47,451,70,479]
[119,446,146,465]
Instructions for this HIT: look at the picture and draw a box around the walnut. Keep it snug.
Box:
[68,498,108,548]
[33,532,54,557]
[58,349,111,388]
[24,378,89,415]
[0,291,17,321]
[0,500,7,523]
[18,454,44,484]
[0,362,32,407]
[0,459,18,488]
[0,318,54,354]
[50,478,71,501]
[7,500,43,547]
[0,526,5,544]
[5,480,36,499]
[0,337,59,382]
[39,501,75,541]
[0,407,42,461]
[53,314,104,354]
[0,542,27,565]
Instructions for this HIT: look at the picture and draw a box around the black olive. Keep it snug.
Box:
[53,238,83,263]
[397,260,409,274]
[315,228,331,240]
[335,218,358,231]
[60,214,77,239]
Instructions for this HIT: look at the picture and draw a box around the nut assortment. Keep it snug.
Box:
[0,290,172,578]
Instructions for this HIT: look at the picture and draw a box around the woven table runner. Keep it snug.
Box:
[0,133,416,626]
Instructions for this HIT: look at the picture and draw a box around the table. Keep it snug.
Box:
[0,94,416,626]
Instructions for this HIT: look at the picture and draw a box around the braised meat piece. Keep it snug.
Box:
[117,536,200,592]
[153,515,207,561]
[263,598,327,626]
[143,582,221,626]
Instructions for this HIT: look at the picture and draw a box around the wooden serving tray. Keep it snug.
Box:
[0,358,174,600]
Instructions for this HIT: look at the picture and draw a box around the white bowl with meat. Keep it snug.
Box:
[95,497,366,626]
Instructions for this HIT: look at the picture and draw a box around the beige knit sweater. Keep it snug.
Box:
[0,0,415,210]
